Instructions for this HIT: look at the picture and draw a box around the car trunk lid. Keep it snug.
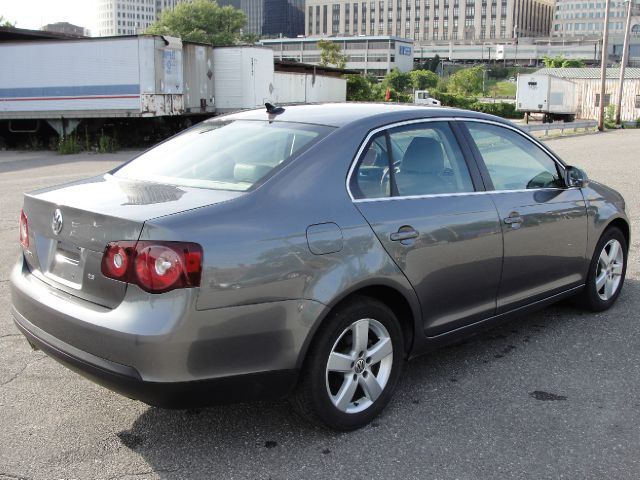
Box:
[22,174,242,308]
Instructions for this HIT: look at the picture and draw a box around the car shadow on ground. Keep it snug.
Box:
[113,280,638,478]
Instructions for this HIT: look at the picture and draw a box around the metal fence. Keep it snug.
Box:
[519,120,598,136]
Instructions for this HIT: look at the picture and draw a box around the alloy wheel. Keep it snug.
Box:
[325,318,393,414]
[595,239,624,301]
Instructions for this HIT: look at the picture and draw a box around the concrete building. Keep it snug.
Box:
[535,67,640,120]
[552,0,640,38]
[261,35,414,76]
[41,22,89,37]
[304,0,554,42]
[96,0,183,37]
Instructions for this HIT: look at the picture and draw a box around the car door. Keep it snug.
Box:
[461,120,588,313]
[350,120,503,336]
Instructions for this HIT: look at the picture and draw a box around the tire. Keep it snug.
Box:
[292,296,404,431]
[576,227,628,312]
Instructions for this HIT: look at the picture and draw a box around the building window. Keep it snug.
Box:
[595,94,611,107]
[636,95,640,108]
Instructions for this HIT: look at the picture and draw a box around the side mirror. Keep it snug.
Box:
[566,166,589,188]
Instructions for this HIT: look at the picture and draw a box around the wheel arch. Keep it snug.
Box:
[607,217,630,247]
[295,282,420,370]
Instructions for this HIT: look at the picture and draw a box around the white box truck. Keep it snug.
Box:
[516,74,577,123]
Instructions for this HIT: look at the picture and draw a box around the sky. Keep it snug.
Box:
[1,0,97,35]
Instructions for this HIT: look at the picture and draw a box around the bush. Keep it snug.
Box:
[604,104,616,129]
[431,91,477,109]
[446,67,484,96]
[57,136,82,155]
[98,131,119,153]
[470,102,521,119]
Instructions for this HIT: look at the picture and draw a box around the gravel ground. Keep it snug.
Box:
[0,130,639,480]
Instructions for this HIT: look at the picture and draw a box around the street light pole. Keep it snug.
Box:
[615,0,633,125]
[598,0,611,132]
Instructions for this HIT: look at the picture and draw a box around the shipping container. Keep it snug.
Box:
[182,43,215,114]
[0,36,187,123]
[212,46,274,113]
[516,74,577,122]
[271,72,346,104]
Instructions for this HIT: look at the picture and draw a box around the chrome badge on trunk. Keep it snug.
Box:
[51,209,63,236]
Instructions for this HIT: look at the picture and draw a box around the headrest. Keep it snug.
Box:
[401,137,445,174]
[233,163,272,183]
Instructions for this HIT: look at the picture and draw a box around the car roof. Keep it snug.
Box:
[210,103,512,129]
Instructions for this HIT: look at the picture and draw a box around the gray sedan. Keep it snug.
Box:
[11,104,629,431]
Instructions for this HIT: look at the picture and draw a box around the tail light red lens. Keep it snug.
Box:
[101,241,202,294]
[19,210,29,248]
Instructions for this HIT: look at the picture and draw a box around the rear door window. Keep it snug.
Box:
[350,122,475,199]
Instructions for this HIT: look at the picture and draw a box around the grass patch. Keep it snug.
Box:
[487,80,516,98]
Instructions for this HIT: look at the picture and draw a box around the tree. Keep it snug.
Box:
[428,54,441,73]
[382,68,412,94]
[318,39,348,69]
[0,15,15,27]
[346,74,377,101]
[447,67,484,96]
[409,69,439,90]
[146,0,246,46]
[240,32,259,44]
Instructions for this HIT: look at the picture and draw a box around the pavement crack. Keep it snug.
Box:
[106,468,179,480]
[0,334,22,339]
[1,355,47,387]
[0,472,32,480]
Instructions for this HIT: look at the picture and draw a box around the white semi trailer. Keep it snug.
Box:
[516,74,577,123]
[0,36,346,142]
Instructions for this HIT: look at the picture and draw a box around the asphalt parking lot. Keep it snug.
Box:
[1,130,639,480]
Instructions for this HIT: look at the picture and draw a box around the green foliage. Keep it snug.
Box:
[471,102,520,119]
[415,55,441,73]
[145,0,246,45]
[97,131,119,153]
[0,15,15,27]
[409,70,439,90]
[604,104,616,129]
[346,74,376,101]
[488,66,509,79]
[318,39,347,69]
[381,68,412,94]
[240,32,259,44]
[431,91,477,109]
[488,81,517,98]
[57,136,82,155]
[447,67,484,96]
[542,55,585,68]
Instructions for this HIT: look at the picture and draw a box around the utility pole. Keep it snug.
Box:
[615,0,633,125]
[598,0,611,132]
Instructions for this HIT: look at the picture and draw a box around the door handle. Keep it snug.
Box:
[504,215,523,225]
[390,227,419,242]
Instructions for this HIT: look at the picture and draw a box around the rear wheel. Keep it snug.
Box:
[292,296,404,431]
[576,227,627,311]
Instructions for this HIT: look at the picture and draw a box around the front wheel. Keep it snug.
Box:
[576,227,628,311]
[292,296,404,431]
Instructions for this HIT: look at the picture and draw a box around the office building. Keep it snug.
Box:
[552,0,640,37]
[42,22,89,37]
[261,35,413,76]
[96,0,183,37]
[305,0,554,41]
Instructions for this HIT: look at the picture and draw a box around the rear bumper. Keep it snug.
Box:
[13,307,298,408]
[9,256,326,406]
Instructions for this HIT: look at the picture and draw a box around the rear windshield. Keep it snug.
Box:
[114,120,333,191]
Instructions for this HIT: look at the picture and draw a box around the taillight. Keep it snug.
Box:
[19,210,29,248]
[101,241,202,294]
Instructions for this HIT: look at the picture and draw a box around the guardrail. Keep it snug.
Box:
[519,120,598,136]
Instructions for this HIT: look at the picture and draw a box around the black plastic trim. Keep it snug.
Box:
[12,310,299,409]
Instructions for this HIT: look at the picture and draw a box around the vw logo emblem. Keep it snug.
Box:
[52,209,63,236]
